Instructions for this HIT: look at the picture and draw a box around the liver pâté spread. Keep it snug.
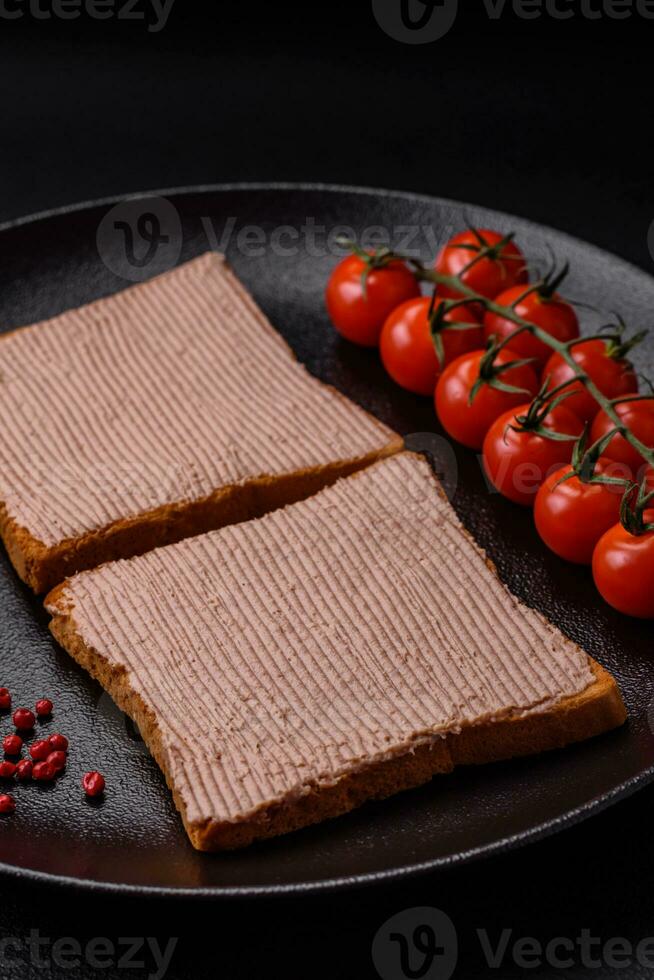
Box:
[0,252,398,590]
[46,453,599,846]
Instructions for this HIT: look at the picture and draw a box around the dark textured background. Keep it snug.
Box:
[0,2,653,977]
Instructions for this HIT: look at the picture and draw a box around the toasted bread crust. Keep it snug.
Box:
[2,439,402,594]
[47,588,626,852]
[0,251,402,594]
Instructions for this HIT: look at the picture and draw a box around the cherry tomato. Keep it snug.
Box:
[483,286,579,368]
[435,229,527,301]
[593,511,654,618]
[534,458,628,564]
[325,253,420,347]
[435,348,540,450]
[482,402,583,506]
[590,397,654,480]
[543,340,638,423]
[380,296,483,396]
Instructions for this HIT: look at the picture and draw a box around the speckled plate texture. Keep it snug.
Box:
[0,184,652,897]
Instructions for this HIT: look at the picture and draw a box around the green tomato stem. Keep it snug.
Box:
[418,267,654,472]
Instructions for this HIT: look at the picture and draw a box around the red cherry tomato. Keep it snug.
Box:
[482,402,583,506]
[435,229,527,301]
[380,296,483,396]
[543,340,638,424]
[483,286,579,368]
[435,348,540,450]
[593,512,654,618]
[534,458,627,564]
[325,254,420,347]
[590,397,654,480]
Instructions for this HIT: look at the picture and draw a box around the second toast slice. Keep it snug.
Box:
[46,453,626,851]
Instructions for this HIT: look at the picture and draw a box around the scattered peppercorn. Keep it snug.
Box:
[35,699,53,718]
[0,761,16,779]
[0,794,15,814]
[46,751,66,774]
[12,708,35,732]
[2,692,104,808]
[2,734,22,756]
[15,760,33,781]
[48,734,68,752]
[82,771,105,797]
[29,740,51,762]
[32,761,55,782]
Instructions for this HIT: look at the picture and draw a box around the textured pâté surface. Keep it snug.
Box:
[0,251,394,549]
[47,453,597,843]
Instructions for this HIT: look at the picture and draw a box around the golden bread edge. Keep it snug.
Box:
[46,574,626,852]
[1,437,402,594]
[0,251,400,593]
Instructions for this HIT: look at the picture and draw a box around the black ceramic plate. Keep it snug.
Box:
[0,184,653,897]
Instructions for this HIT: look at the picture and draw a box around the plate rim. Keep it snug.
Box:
[0,178,648,283]
[1,180,653,899]
[0,764,652,899]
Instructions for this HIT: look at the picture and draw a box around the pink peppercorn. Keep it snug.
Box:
[12,708,35,732]
[48,734,68,752]
[3,734,22,756]
[15,760,33,781]
[32,761,55,782]
[35,699,53,718]
[29,740,51,762]
[0,761,16,779]
[0,794,15,814]
[46,751,66,774]
[82,771,105,797]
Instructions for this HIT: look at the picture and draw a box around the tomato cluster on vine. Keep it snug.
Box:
[325,228,654,619]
